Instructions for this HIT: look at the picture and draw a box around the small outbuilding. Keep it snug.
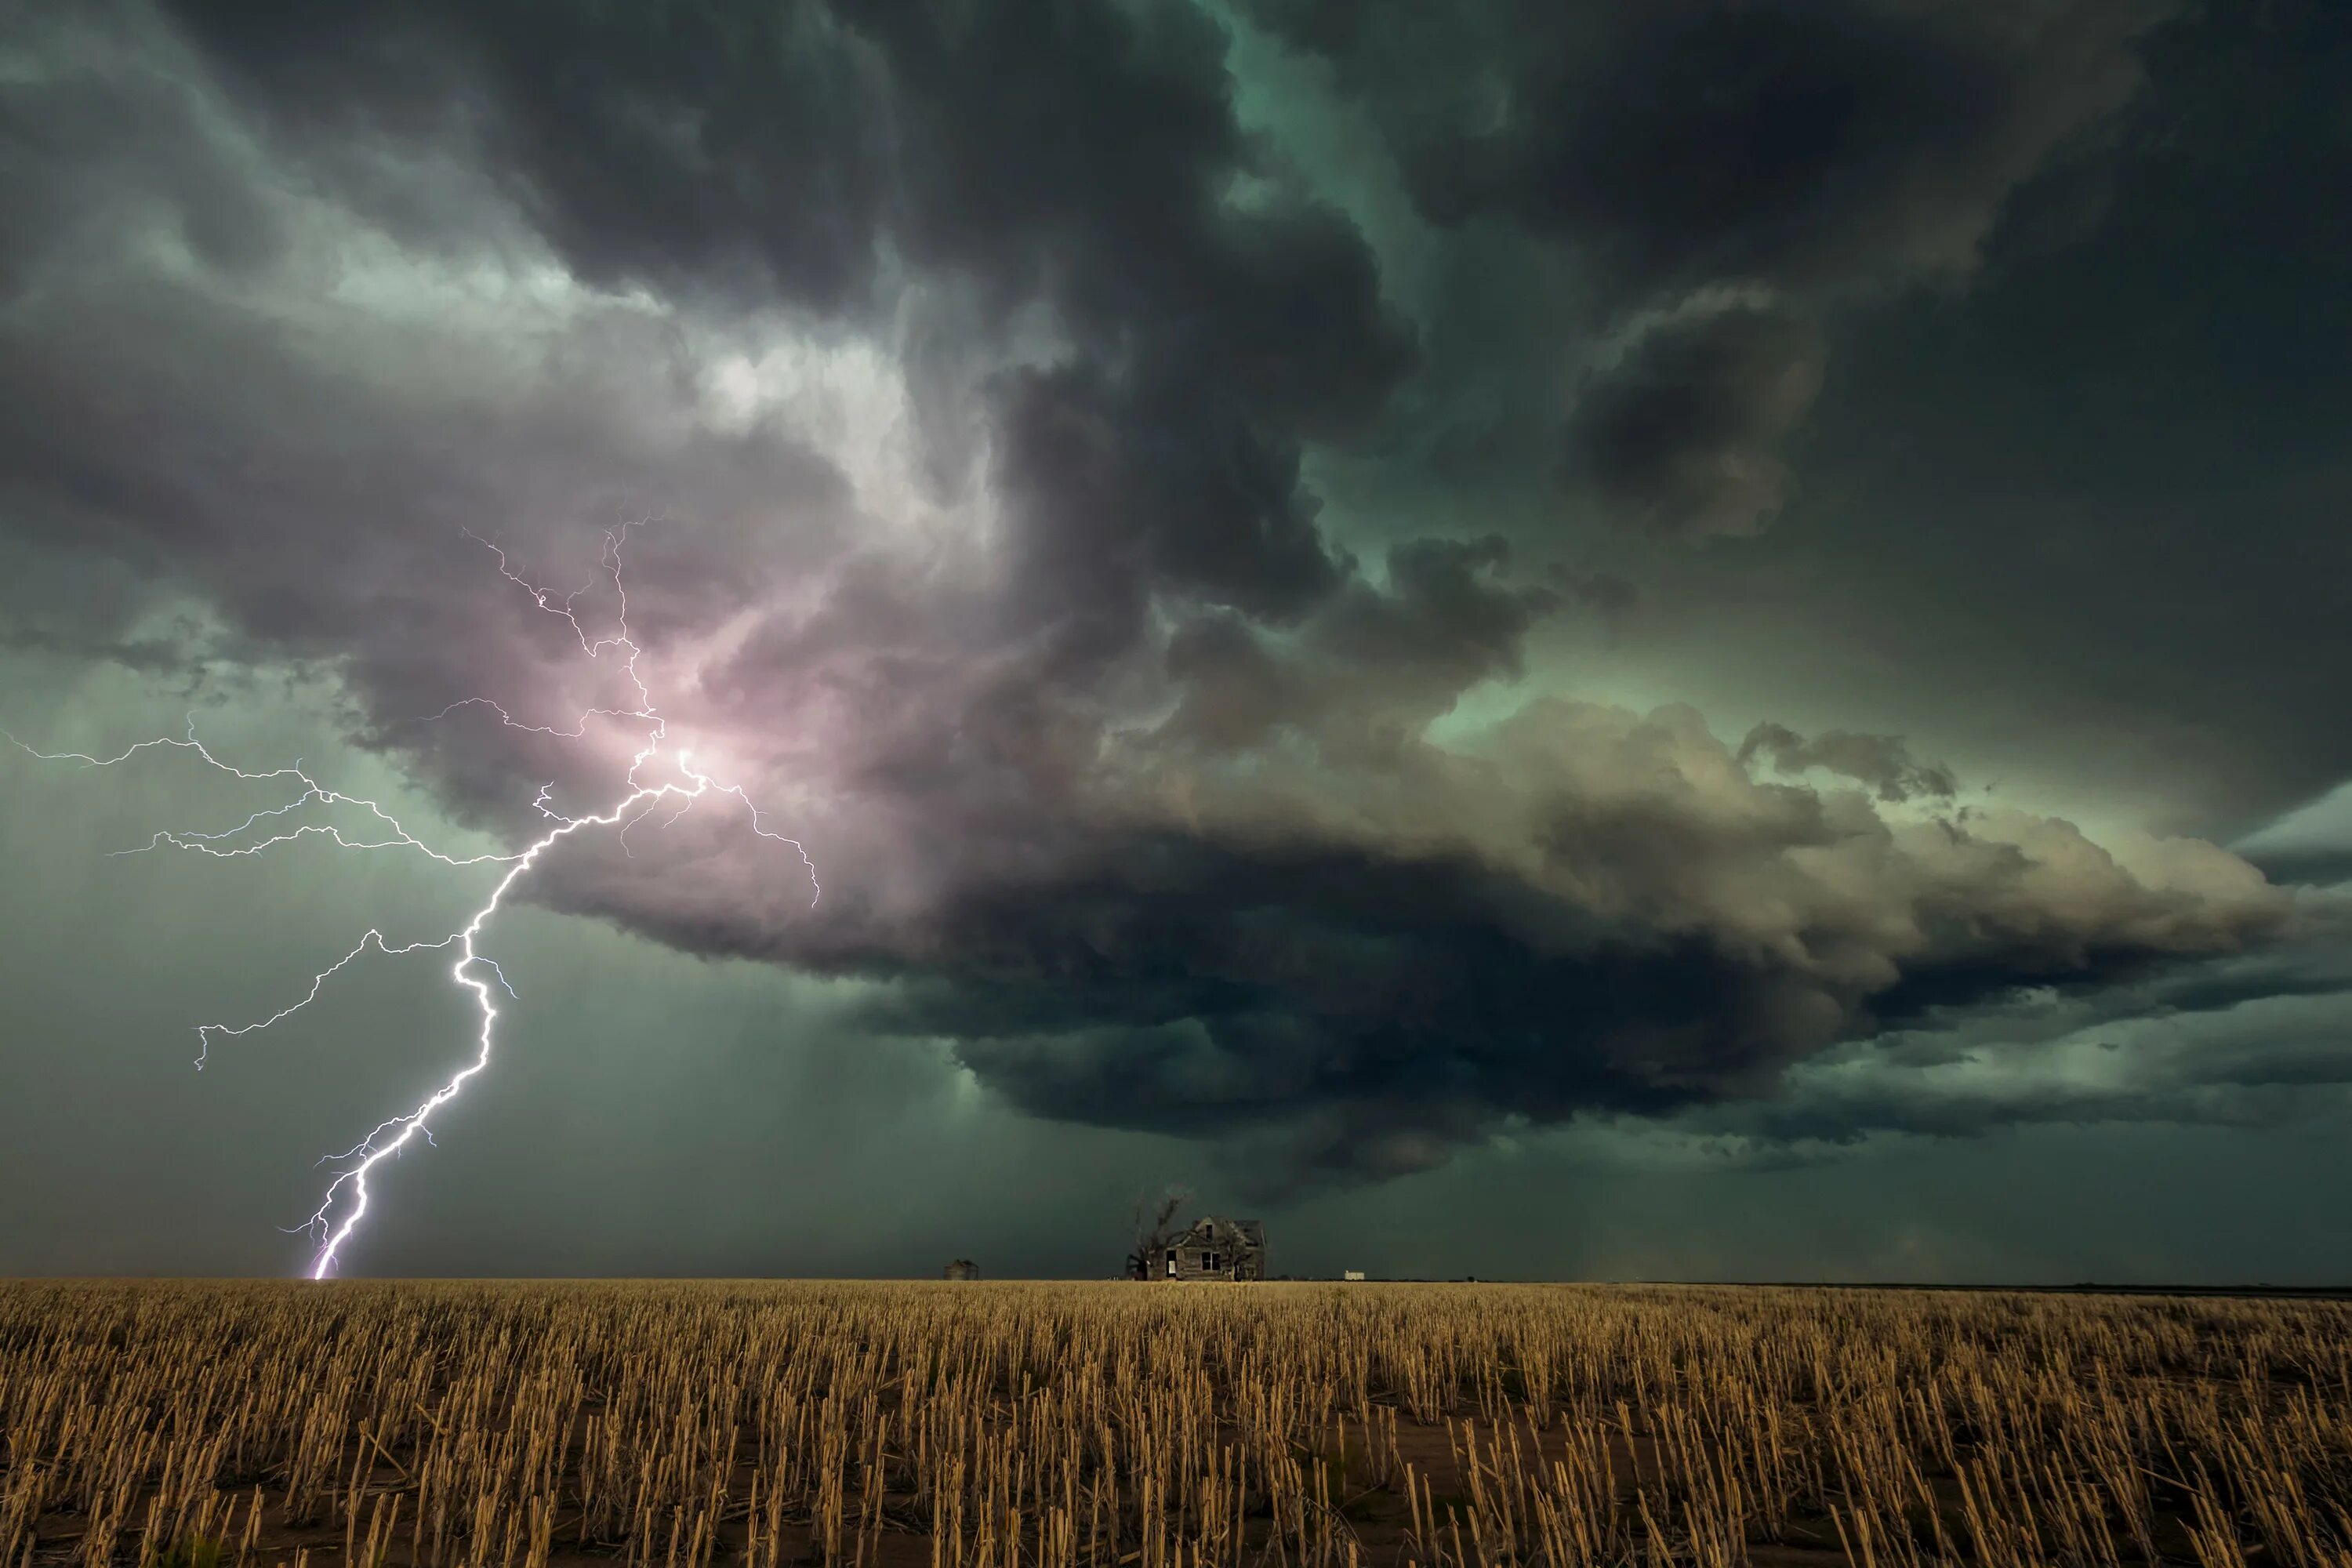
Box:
[943,1258,979,1281]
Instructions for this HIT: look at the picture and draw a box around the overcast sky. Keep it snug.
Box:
[3,0,2349,1283]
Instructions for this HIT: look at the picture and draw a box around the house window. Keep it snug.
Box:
[1204,1252,1221,1272]
[1166,1249,1177,1277]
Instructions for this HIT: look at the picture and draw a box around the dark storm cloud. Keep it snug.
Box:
[1243,0,2169,539]
[1708,987,2352,1151]
[1735,0,2352,838]
[156,0,1417,654]
[1642,931,2352,1160]
[795,691,2290,1183]
[2222,731,2352,889]
[1738,721,1957,804]
[1156,534,1562,755]
[0,0,2316,1194]
[151,0,895,307]
[989,364,1340,656]
[0,538,247,684]
[1296,1,2162,290]
[1563,302,1826,540]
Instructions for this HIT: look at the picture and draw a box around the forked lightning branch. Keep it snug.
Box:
[2,527,818,1278]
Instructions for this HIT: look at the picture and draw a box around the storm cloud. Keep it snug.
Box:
[0,0,2339,1213]
[1738,721,1957,804]
[1243,0,2169,538]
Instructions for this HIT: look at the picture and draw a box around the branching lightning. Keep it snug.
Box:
[2,524,816,1278]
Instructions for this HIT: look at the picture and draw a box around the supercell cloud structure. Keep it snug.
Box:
[2,0,2347,1210]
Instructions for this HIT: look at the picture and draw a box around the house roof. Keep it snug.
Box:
[1174,1216,1265,1248]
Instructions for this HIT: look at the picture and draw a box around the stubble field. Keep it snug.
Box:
[3,1279,2349,1568]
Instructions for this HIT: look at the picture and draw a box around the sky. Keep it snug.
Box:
[2,0,2349,1283]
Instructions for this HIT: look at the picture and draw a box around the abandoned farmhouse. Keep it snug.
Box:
[1145,1217,1266,1281]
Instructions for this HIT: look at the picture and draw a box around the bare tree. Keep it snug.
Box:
[1126,1187,1190,1279]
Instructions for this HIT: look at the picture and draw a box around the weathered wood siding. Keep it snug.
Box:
[1158,1221,1266,1281]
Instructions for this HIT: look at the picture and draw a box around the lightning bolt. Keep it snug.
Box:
[3,524,816,1278]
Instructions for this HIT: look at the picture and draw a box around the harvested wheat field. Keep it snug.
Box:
[4,1281,2350,1568]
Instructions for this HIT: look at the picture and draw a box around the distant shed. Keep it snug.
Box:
[944,1258,979,1281]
